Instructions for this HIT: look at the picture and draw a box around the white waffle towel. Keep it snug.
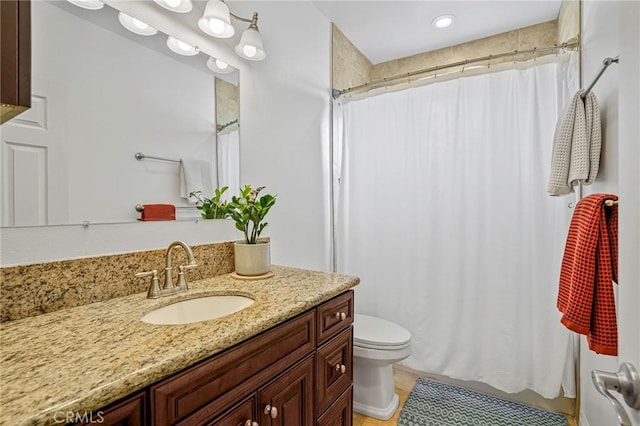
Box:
[547,91,601,196]
[179,159,215,203]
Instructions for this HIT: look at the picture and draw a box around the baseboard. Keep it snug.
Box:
[578,411,590,426]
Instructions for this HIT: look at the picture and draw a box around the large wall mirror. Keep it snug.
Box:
[0,0,240,227]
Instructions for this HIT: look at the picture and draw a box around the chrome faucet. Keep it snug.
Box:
[135,240,198,299]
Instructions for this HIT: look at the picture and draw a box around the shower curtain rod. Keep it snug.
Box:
[332,39,580,99]
[216,118,239,132]
[580,56,619,98]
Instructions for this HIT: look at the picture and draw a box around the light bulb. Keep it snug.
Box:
[177,40,191,52]
[131,18,148,30]
[208,18,225,35]
[165,0,181,7]
[215,59,228,70]
[242,45,257,58]
[432,15,455,29]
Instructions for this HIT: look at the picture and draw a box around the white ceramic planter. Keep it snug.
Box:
[234,241,271,276]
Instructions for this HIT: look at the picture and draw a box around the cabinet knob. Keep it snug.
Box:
[335,312,347,321]
[334,363,347,374]
[244,421,259,426]
[264,404,278,419]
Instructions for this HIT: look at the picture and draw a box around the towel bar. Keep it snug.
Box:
[135,152,180,163]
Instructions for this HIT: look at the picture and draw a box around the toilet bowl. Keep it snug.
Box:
[353,314,412,420]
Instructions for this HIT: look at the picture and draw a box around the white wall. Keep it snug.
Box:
[0,219,239,266]
[235,2,333,272]
[580,1,639,425]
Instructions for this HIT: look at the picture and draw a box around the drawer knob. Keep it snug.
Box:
[264,404,278,419]
[334,363,347,374]
[335,312,347,321]
[244,421,259,426]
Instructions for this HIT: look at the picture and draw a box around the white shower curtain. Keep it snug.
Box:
[217,127,240,201]
[334,54,578,399]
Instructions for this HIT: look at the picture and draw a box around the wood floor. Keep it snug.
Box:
[352,368,577,426]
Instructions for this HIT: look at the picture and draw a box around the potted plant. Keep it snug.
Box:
[228,185,276,276]
[190,188,230,219]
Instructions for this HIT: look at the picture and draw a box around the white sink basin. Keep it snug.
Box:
[142,295,254,325]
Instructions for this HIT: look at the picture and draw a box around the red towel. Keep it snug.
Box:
[140,204,176,221]
[557,193,618,355]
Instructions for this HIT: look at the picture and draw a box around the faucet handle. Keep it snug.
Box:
[176,264,197,289]
[181,263,198,270]
[135,269,158,279]
[136,270,161,299]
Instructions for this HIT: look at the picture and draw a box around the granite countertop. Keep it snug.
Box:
[0,265,359,426]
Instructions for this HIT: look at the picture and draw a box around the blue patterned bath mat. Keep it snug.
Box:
[397,377,568,426]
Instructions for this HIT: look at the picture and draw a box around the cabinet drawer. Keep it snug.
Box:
[151,310,315,425]
[316,327,353,416]
[193,394,257,426]
[317,386,353,426]
[316,291,354,344]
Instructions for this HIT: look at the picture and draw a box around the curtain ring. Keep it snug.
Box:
[568,202,574,208]
[488,54,492,69]
[462,60,467,73]
[513,50,518,65]
[534,47,538,61]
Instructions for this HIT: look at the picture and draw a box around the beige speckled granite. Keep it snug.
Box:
[0,242,234,322]
[0,265,359,426]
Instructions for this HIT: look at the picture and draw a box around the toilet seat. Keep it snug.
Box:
[354,314,411,350]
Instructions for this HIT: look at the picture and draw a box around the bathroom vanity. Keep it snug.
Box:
[0,266,358,425]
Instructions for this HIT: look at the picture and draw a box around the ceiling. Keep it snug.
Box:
[312,1,562,64]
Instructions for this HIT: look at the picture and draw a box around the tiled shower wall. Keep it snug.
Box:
[332,0,580,91]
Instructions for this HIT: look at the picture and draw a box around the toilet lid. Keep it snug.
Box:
[354,314,411,348]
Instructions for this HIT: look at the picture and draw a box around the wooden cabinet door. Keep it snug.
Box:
[317,387,352,426]
[203,394,258,426]
[0,0,31,124]
[259,355,314,426]
[76,392,145,426]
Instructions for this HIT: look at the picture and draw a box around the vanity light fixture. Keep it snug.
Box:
[234,13,266,61]
[432,14,456,29]
[118,12,158,36]
[198,0,235,38]
[206,57,235,74]
[152,0,193,14]
[198,0,266,61]
[67,0,104,10]
[166,36,199,56]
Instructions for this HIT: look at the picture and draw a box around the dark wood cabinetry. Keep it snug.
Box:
[76,392,145,426]
[84,290,354,426]
[0,0,31,124]
[259,355,315,426]
[317,388,353,426]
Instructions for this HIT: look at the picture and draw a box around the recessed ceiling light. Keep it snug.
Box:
[432,14,455,29]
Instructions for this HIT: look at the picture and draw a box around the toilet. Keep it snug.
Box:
[353,314,412,420]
